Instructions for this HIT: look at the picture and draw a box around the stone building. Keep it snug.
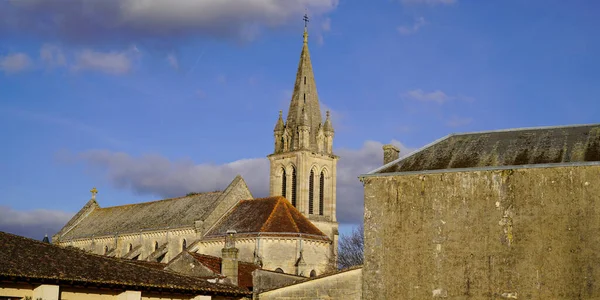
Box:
[360,124,600,299]
[0,231,251,300]
[52,19,339,285]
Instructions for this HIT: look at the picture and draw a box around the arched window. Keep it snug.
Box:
[182,239,187,251]
[128,243,132,252]
[309,170,314,214]
[310,270,317,277]
[154,241,158,251]
[291,167,297,207]
[319,171,325,216]
[104,246,108,254]
[275,268,284,273]
[281,168,287,198]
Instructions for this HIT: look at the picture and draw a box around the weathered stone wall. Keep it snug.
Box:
[257,267,362,300]
[251,269,305,294]
[196,237,331,276]
[363,165,600,299]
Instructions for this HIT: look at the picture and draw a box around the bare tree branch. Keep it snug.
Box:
[338,224,363,269]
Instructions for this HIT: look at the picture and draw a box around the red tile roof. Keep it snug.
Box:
[188,252,260,290]
[205,196,328,241]
[0,231,250,297]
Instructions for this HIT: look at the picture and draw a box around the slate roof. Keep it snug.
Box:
[188,252,260,290]
[372,123,600,175]
[204,196,329,241]
[0,231,251,297]
[59,191,223,240]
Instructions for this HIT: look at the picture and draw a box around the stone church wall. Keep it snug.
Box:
[196,237,332,276]
[257,267,362,300]
[363,165,600,299]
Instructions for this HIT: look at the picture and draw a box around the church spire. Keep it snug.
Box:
[282,13,323,152]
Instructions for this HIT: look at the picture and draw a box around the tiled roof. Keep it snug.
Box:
[188,252,260,290]
[204,196,329,241]
[59,191,223,240]
[374,123,600,174]
[0,231,250,297]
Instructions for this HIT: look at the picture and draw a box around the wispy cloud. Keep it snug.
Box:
[398,17,427,36]
[402,89,451,104]
[65,140,414,224]
[0,53,32,74]
[446,116,473,127]
[401,0,456,6]
[167,53,179,70]
[72,47,139,75]
[40,44,66,67]
[402,89,474,105]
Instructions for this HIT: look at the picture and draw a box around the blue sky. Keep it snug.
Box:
[1,0,599,239]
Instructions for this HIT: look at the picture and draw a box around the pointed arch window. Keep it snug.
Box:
[309,170,315,214]
[282,168,287,198]
[182,239,187,251]
[319,171,325,216]
[304,76,306,84]
[291,167,297,207]
[154,241,159,251]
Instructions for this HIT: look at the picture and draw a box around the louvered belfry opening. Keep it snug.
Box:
[291,167,297,207]
[309,170,315,214]
[282,168,287,198]
[319,171,325,215]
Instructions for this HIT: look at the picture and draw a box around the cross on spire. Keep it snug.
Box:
[90,187,98,200]
[303,13,309,29]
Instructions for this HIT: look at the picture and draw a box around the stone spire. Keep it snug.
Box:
[274,110,284,132]
[283,13,323,152]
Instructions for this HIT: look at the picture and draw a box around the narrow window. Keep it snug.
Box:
[291,167,297,207]
[282,168,287,198]
[310,270,317,277]
[319,171,325,216]
[303,93,306,102]
[182,239,187,251]
[128,243,132,252]
[104,246,108,254]
[154,241,158,251]
[309,170,314,214]
[304,76,306,84]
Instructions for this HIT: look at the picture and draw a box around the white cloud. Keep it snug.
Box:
[0,0,339,43]
[167,53,179,70]
[67,140,414,224]
[72,48,137,75]
[402,89,452,104]
[446,116,473,127]
[0,206,73,240]
[40,44,66,67]
[0,53,32,74]
[397,17,426,36]
[322,18,331,32]
[401,0,456,5]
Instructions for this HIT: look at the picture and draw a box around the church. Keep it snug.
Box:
[52,20,340,281]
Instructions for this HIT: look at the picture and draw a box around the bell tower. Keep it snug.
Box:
[267,14,339,259]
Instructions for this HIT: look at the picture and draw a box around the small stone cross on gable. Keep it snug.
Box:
[90,187,98,200]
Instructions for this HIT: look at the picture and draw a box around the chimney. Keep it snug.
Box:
[221,230,239,286]
[383,144,400,165]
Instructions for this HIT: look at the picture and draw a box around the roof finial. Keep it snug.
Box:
[303,12,309,43]
[90,187,98,200]
[279,110,283,118]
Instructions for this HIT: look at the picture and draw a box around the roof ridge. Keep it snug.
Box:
[282,199,300,233]
[259,197,286,232]
[452,122,600,137]
[97,191,223,210]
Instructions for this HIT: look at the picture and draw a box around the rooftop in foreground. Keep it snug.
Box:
[366,123,600,176]
[0,231,251,297]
